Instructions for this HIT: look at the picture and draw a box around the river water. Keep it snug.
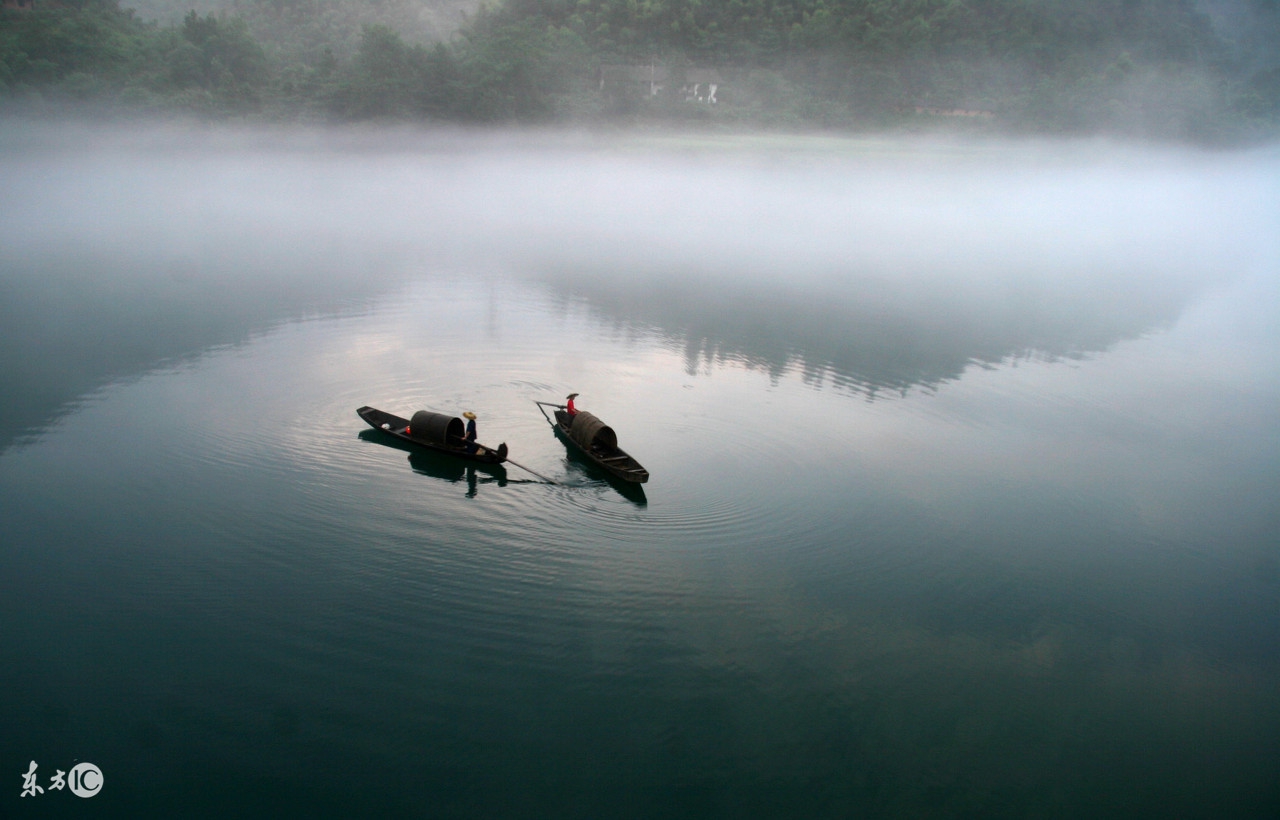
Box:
[2,124,1278,817]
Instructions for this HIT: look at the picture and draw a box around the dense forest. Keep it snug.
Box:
[2,0,1278,140]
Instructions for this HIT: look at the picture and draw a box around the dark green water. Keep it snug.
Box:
[2,124,1278,817]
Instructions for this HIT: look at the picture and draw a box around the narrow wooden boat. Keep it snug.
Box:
[357,406,508,464]
[537,402,649,483]
[356,428,509,485]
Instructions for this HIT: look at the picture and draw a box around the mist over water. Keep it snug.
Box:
[2,122,1272,442]
[2,121,1278,816]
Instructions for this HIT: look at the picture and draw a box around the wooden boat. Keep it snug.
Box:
[357,406,508,464]
[357,428,508,485]
[537,402,649,483]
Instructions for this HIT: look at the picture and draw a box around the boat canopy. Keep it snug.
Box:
[409,410,464,445]
[567,411,617,452]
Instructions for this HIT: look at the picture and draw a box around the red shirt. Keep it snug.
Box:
[567,397,577,415]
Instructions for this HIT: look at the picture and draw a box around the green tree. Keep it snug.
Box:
[161,11,268,106]
[454,16,590,120]
[329,24,463,120]
[0,0,151,96]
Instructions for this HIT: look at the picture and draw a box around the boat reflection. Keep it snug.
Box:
[358,428,509,495]
[551,426,647,507]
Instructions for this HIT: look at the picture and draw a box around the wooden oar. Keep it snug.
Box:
[534,400,565,426]
[502,458,560,485]
[452,435,561,486]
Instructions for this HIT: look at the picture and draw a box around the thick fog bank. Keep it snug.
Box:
[4,121,1272,282]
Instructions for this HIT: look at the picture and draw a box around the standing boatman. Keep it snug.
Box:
[566,393,579,416]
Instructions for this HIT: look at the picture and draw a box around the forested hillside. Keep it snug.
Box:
[122,0,478,54]
[2,0,1278,141]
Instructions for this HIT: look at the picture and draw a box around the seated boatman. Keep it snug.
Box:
[462,411,479,454]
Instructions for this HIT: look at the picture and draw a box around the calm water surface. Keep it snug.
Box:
[2,124,1278,817]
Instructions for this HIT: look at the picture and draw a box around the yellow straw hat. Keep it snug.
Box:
[463,411,476,420]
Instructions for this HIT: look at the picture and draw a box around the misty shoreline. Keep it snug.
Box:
[3,1,1279,147]
[3,109,1279,156]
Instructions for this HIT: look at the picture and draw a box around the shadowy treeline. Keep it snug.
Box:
[2,0,1278,140]
[541,264,1204,400]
